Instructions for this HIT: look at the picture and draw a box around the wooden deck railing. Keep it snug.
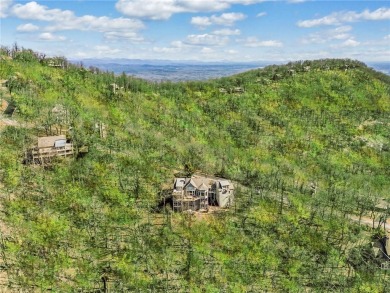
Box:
[28,143,74,164]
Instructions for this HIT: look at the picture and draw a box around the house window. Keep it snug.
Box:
[188,190,195,196]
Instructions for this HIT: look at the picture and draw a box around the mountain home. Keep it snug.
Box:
[172,175,234,212]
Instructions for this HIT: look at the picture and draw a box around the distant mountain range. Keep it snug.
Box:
[72,59,390,82]
[73,58,272,66]
[367,62,390,76]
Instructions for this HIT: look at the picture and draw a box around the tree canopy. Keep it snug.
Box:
[0,46,389,292]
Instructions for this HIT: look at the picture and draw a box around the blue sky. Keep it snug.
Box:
[0,0,389,61]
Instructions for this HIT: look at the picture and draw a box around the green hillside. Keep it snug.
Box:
[0,47,389,292]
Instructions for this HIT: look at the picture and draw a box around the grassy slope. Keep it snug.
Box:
[0,51,389,291]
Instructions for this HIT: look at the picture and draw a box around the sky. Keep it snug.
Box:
[0,0,389,62]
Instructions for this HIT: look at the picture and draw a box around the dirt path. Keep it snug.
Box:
[0,79,19,129]
[349,214,390,233]
[0,117,18,128]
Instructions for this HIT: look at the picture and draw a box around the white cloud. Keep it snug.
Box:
[185,34,229,46]
[191,16,213,27]
[73,51,88,58]
[153,30,233,56]
[153,46,182,54]
[72,46,123,58]
[0,0,13,18]
[16,23,39,32]
[340,38,360,47]
[331,26,353,39]
[94,45,121,55]
[298,7,390,27]
[103,31,145,42]
[225,49,238,54]
[212,12,246,26]
[191,13,246,28]
[384,34,390,40]
[10,1,144,42]
[11,2,144,32]
[11,1,73,21]
[39,32,66,41]
[153,40,188,54]
[201,47,214,54]
[171,40,186,48]
[288,0,308,3]
[256,12,267,17]
[275,50,331,62]
[45,16,144,33]
[349,48,390,62]
[243,37,283,47]
[329,38,360,49]
[212,28,241,35]
[116,0,264,20]
[302,26,352,44]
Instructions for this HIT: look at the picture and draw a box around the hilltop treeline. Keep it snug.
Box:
[0,46,389,291]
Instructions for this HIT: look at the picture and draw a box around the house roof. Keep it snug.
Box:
[219,180,234,189]
[38,135,67,148]
[219,180,230,187]
[198,183,208,191]
[192,176,215,189]
[178,175,231,189]
[192,177,204,188]
[173,175,233,192]
[185,179,197,189]
[174,178,186,188]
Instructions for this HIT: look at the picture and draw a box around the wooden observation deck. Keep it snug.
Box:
[26,135,74,164]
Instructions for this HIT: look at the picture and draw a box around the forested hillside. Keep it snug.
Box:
[0,46,389,292]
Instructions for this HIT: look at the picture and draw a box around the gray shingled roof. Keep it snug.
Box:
[219,180,230,187]
[174,175,233,191]
[198,183,208,191]
[175,178,186,188]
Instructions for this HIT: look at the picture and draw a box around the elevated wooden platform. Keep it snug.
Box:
[26,135,74,165]
[29,144,74,164]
